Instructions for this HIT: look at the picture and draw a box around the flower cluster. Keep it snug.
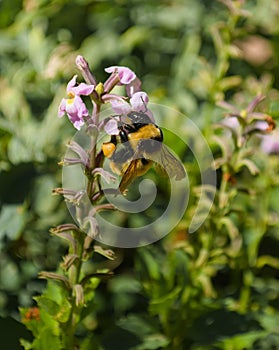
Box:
[217,95,276,150]
[214,96,277,182]
[36,57,156,350]
[58,56,151,132]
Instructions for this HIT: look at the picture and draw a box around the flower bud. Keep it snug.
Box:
[76,55,97,85]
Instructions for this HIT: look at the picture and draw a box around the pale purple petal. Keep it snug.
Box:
[118,67,136,84]
[67,75,78,92]
[246,95,265,113]
[104,66,118,74]
[254,121,269,131]
[261,130,279,154]
[126,77,142,97]
[222,116,240,129]
[73,96,89,118]
[130,91,149,111]
[64,100,79,117]
[110,98,131,115]
[72,119,85,130]
[73,83,94,96]
[129,91,155,122]
[217,100,239,114]
[58,99,67,117]
[105,66,136,85]
[104,119,119,135]
[64,96,88,130]
[65,103,83,128]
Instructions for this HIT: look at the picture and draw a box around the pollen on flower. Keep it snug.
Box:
[67,91,75,99]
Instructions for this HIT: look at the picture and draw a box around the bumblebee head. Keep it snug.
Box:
[102,142,116,158]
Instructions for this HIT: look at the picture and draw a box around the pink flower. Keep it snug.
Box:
[104,66,136,85]
[58,75,94,130]
[103,66,141,97]
[126,77,142,97]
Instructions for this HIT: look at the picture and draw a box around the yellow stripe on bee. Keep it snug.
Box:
[127,124,161,150]
[128,124,160,140]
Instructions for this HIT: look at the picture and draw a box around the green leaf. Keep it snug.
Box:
[36,296,60,317]
[36,294,71,323]
[255,310,279,334]
[219,330,268,349]
[137,249,161,281]
[136,334,169,350]
[31,327,62,350]
[109,275,141,294]
[20,338,33,350]
[149,286,181,314]
[117,315,169,350]
[0,204,27,240]
[8,137,34,164]
[269,100,279,118]
[189,309,261,346]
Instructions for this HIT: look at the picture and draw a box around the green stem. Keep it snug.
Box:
[63,232,85,349]
[86,103,101,201]
[218,167,230,210]
[239,269,253,313]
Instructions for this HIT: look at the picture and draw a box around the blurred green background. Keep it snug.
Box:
[1,0,279,349]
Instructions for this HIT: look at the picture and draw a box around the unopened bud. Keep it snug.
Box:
[76,55,97,85]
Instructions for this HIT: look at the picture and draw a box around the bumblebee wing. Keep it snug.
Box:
[155,144,185,181]
[118,143,154,193]
[118,159,145,193]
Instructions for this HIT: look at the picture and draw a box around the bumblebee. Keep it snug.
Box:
[102,111,185,193]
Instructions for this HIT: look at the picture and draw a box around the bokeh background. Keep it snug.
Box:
[1,0,279,349]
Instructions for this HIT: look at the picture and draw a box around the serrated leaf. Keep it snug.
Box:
[31,327,62,350]
[36,296,60,317]
[36,295,71,323]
